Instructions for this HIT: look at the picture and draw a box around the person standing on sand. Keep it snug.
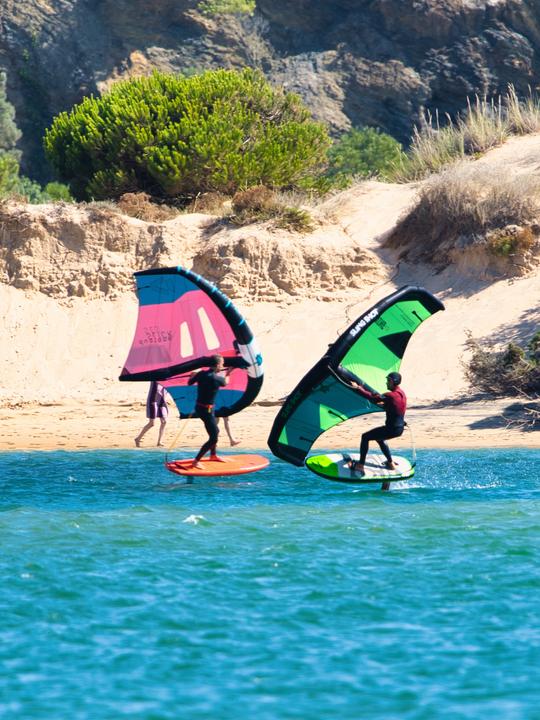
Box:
[188,354,231,468]
[217,339,241,446]
[218,416,240,446]
[135,381,169,447]
[347,371,407,491]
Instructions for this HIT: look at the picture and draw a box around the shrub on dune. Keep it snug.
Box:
[385,162,540,263]
[465,331,540,398]
[44,68,331,203]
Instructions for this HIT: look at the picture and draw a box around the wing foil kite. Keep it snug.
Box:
[119,267,263,418]
[268,285,444,466]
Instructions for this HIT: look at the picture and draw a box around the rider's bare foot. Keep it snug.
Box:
[230,440,240,447]
[348,460,364,474]
[134,438,141,447]
[385,460,396,471]
[191,461,203,469]
[157,443,165,447]
[210,455,228,463]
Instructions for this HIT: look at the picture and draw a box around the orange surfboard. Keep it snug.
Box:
[165,454,270,477]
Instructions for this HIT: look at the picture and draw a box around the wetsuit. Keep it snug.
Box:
[188,370,227,461]
[355,385,407,465]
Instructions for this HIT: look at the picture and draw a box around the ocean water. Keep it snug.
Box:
[0,448,539,720]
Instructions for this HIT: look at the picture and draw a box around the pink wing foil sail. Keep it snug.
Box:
[119,267,263,417]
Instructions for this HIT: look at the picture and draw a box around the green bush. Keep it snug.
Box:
[274,206,314,233]
[41,181,74,202]
[487,226,535,257]
[0,151,72,202]
[327,126,405,180]
[0,152,21,197]
[0,71,73,203]
[198,0,255,14]
[14,174,46,203]
[528,331,540,362]
[0,72,21,153]
[44,69,331,202]
[0,153,41,203]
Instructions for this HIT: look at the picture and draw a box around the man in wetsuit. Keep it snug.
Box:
[349,371,406,489]
[188,354,231,468]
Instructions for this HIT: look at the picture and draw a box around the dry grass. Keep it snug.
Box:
[185,192,231,214]
[388,122,464,181]
[465,333,540,398]
[457,96,508,153]
[505,85,540,135]
[389,86,540,182]
[232,185,276,214]
[385,162,540,262]
[115,193,179,221]
[230,185,315,233]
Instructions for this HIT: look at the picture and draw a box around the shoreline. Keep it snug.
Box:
[2,398,537,452]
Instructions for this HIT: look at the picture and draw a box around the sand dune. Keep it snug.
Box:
[1,136,539,452]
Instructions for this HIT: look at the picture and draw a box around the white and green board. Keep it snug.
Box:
[306,453,415,484]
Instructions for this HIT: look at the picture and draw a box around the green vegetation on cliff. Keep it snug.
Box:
[0,70,23,197]
[198,0,255,15]
[44,68,331,202]
[0,72,21,154]
[0,71,71,202]
[327,127,404,180]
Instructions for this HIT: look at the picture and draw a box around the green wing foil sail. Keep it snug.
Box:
[267,285,445,466]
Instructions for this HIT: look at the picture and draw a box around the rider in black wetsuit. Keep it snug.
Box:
[188,354,230,467]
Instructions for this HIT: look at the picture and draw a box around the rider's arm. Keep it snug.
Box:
[222,367,233,386]
[350,381,383,403]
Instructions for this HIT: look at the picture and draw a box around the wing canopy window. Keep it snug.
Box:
[179,321,193,358]
[197,307,220,350]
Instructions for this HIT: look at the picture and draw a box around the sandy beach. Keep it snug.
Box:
[2,396,536,454]
[1,137,539,455]
[1,267,538,454]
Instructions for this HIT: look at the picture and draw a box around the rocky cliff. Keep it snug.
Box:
[2,0,540,180]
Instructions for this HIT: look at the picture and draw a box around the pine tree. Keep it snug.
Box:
[0,71,21,153]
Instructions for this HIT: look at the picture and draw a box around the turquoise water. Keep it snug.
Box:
[1,449,539,720]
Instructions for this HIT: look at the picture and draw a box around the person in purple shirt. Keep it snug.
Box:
[135,381,169,447]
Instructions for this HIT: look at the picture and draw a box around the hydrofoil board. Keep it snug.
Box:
[166,454,269,477]
[306,453,414,484]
